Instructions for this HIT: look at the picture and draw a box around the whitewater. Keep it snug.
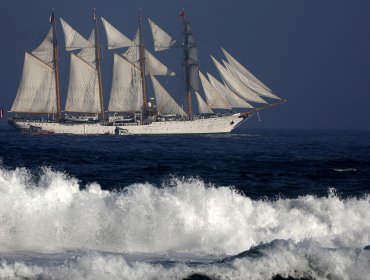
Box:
[0,165,369,279]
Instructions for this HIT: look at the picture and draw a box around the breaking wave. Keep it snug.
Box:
[0,241,369,280]
[0,165,369,255]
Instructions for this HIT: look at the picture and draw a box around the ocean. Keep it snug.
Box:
[0,127,369,279]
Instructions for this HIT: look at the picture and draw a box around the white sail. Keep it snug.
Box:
[222,48,272,92]
[101,17,132,50]
[145,49,175,76]
[207,73,253,109]
[76,30,96,67]
[199,71,230,109]
[194,91,213,114]
[211,56,267,104]
[11,53,56,113]
[65,54,100,113]
[60,18,91,51]
[148,18,176,51]
[108,54,143,112]
[223,60,280,100]
[123,34,175,76]
[150,75,187,116]
[32,27,54,66]
[122,46,140,64]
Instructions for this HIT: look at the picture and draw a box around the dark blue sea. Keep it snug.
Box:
[0,127,369,279]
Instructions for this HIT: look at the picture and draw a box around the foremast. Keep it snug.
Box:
[51,10,61,122]
[93,9,105,122]
[11,11,60,117]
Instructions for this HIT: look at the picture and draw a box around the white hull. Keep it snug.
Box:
[8,114,248,135]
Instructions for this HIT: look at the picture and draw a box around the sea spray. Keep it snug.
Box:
[0,166,369,255]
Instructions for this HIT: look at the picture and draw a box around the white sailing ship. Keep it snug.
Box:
[8,10,285,135]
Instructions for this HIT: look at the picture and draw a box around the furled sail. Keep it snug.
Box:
[185,22,200,91]
[222,48,272,92]
[11,53,57,113]
[223,60,280,100]
[150,75,187,116]
[148,18,176,51]
[31,27,54,67]
[211,56,267,104]
[60,18,91,51]
[108,54,143,112]
[101,17,132,49]
[65,54,100,113]
[199,71,231,109]
[207,73,253,108]
[194,91,213,114]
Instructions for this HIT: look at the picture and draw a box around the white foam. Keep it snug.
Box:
[0,166,369,255]
[334,168,357,172]
[0,241,369,280]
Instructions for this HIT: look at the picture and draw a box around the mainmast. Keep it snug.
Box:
[93,9,105,121]
[181,11,199,117]
[138,9,148,118]
[51,10,61,121]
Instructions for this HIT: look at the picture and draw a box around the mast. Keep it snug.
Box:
[51,10,61,121]
[93,9,105,121]
[182,13,192,117]
[180,11,199,117]
[138,9,148,118]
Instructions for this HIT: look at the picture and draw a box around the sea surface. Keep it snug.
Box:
[0,127,369,279]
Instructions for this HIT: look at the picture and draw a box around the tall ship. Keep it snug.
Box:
[8,10,285,135]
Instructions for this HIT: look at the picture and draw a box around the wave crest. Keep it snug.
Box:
[0,166,369,254]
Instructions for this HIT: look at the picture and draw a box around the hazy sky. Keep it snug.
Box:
[0,0,369,129]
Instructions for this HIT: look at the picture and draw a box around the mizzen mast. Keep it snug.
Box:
[51,10,61,122]
[93,9,105,121]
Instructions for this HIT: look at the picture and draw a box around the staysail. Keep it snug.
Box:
[150,75,187,116]
[222,48,272,92]
[194,91,213,114]
[223,60,280,100]
[207,73,253,109]
[148,18,176,51]
[108,54,143,112]
[211,56,267,104]
[11,27,57,114]
[199,71,230,109]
